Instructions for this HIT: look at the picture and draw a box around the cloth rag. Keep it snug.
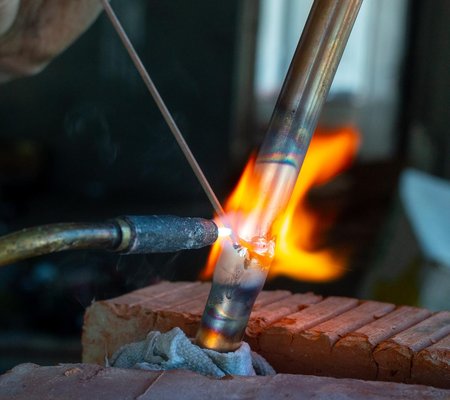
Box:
[109,327,275,377]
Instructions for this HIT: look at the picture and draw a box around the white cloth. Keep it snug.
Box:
[109,327,275,377]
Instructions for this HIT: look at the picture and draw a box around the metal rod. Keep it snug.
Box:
[100,0,226,220]
[196,0,363,352]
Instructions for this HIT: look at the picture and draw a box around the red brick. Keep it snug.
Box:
[412,334,450,389]
[155,297,206,338]
[251,289,292,309]
[139,281,209,310]
[133,280,199,298]
[331,306,431,380]
[374,311,450,383]
[2,363,450,400]
[290,301,395,377]
[258,296,359,373]
[82,281,200,364]
[246,292,322,349]
[82,281,449,388]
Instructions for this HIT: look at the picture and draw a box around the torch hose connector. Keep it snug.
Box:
[0,215,218,267]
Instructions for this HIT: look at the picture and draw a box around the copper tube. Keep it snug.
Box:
[253,0,363,238]
[196,0,363,352]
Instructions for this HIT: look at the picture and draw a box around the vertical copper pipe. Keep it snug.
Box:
[196,0,363,352]
[253,0,363,238]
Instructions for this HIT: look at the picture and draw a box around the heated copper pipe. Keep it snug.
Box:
[253,0,363,239]
[196,0,363,352]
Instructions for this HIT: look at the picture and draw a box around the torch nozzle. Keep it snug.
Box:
[0,215,219,267]
[116,215,218,254]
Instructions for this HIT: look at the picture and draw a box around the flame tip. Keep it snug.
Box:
[218,227,232,238]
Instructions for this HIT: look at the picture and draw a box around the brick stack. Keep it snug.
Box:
[82,281,450,389]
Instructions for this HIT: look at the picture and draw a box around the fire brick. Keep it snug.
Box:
[246,292,322,350]
[82,281,450,389]
[271,301,396,377]
[2,363,450,400]
[374,311,450,383]
[412,334,450,388]
[329,306,432,381]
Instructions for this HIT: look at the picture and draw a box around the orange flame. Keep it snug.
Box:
[200,125,360,282]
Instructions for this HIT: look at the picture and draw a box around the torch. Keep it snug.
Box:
[0,215,226,267]
[196,0,363,352]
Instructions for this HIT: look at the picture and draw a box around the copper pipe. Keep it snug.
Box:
[196,0,363,352]
[253,0,363,239]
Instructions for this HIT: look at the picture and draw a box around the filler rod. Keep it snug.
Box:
[100,0,226,220]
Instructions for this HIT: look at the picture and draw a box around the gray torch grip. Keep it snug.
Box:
[118,215,218,254]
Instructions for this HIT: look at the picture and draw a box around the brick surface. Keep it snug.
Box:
[83,281,204,364]
[246,292,322,349]
[258,296,359,372]
[412,334,450,388]
[285,301,396,377]
[82,281,450,389]
[2,363,450,400]
[374,312,450,383]
[331,306,432,381]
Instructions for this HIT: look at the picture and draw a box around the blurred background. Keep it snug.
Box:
[0,0,449,371]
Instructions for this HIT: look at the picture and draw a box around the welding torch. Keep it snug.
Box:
[0,215,224,267]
